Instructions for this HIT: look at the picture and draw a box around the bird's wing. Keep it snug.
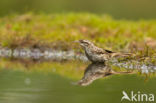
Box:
[94,48,105,54]
[104,49,114,53]
[93,48,114,54]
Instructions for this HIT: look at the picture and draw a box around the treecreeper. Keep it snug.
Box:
[75,40,131,63]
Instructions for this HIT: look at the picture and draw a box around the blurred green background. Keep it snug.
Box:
[0,1,156,103]
[0,0,156,19]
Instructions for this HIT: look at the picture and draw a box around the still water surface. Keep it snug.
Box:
[0,60,156,103]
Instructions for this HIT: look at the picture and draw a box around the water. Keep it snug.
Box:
[0,48,156,74]
[0,69,156,103]
[0,58,156,103]
[0,48,156,103]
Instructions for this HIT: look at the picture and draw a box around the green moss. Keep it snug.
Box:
[0,13,155,50]
[2,13,156,79]
[0,13,156,61]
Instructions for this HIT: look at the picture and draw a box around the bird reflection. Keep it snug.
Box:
[77,63,132,86]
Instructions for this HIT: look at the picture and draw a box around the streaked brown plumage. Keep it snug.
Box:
[76,40,131,63]
[77,63,133,86]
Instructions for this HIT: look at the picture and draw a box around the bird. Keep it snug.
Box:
[76,63,133,86]
[75,40,131,63]
[76,63,112,86]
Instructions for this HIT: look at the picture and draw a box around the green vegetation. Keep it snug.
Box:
[0,13,156,78]
[0,13,156,51]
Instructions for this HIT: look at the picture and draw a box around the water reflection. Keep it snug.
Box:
[77,63,133,86]
[1,69,156,103]
[1,48,156,74]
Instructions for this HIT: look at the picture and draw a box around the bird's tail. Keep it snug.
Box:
[111,52,134,58]
[110,70,134,74]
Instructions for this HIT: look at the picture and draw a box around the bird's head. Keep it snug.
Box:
[74,40,94,49]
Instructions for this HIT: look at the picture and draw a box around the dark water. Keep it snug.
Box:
[0,61,156,103]
[0,0,156,19]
